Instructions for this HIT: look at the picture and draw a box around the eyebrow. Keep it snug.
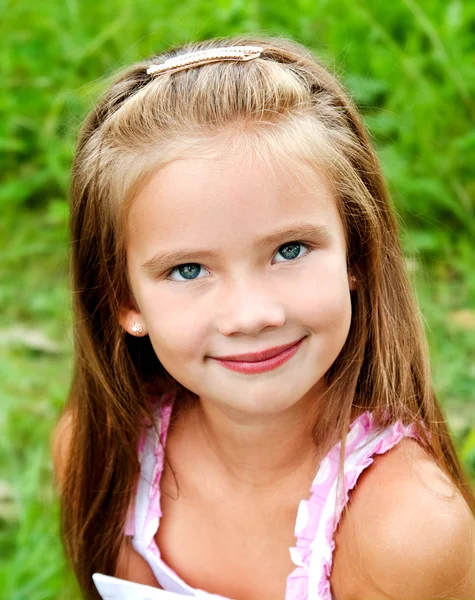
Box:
[141,222,333,272]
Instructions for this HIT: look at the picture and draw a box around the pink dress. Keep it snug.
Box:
[93,390,420,599]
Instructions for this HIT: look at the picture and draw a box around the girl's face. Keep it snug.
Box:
[122,151,354,418]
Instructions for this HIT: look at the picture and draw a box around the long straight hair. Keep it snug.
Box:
[60,34,474,598]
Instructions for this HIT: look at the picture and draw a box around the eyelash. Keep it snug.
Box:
[164,241,313,282]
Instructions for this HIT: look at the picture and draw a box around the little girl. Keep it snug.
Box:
[52,35,475,600]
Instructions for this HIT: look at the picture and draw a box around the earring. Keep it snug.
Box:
[130,322,143,336]
[350,275,357,283]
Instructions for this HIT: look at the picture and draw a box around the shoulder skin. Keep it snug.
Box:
[51,409,161,586]
[51,409,73,491]
[331,438,475,600]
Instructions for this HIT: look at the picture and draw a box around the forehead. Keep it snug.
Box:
[127,153,345,247]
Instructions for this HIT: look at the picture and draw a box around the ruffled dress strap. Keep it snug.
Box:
[124,391,230,598]
[285,412,421,600]
[124,392,175,539]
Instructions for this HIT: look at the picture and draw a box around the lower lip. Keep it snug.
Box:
[211,338,305,374]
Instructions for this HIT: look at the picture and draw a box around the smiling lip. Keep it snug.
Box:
[210,337,305,375]
[214,338,305,362]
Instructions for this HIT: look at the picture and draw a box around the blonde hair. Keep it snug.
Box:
[62,34,474,598]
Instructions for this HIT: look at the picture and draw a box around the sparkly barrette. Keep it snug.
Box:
[146,45,263,77]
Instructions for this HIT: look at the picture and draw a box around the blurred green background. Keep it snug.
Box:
[1,0,474,598]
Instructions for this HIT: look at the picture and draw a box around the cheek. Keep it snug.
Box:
[143,295,208,365]
[301,289,351,335]
[292,257,351,325]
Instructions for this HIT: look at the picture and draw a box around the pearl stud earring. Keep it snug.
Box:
[130,322,143,336]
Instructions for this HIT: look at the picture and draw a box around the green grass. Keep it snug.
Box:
[1,0,474,598]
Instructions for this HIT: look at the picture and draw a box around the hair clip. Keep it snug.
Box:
[146,45,263,77]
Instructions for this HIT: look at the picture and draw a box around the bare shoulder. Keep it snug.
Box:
[115,538,161,587]
[51,408,74,489]
[51,411,161,588]
[331,438,475,600]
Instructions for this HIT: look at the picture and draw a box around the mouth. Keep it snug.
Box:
[209,337,306,375]
[213,337,306,363]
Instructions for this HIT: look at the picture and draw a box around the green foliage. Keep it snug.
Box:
[2,0,474,245]
[1,0,474,598]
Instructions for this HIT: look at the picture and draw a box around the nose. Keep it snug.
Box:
[214,276,286,337]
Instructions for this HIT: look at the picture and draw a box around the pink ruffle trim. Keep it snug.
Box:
[285,412,420,600]
[124,391,175,540]
[126,398,422,600]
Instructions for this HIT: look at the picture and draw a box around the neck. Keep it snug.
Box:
[188,393,322,492]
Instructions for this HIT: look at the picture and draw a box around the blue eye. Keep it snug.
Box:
[167,263,208,282]
[165,241,310,282]
[273,242,309,262]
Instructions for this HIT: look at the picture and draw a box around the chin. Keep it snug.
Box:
[212,380,321,418]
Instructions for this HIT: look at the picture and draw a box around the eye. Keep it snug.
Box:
[166,263,209,282]
[273,241,310,263]
[165,241,311,282]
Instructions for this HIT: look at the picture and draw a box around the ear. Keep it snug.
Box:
[348,272,357,291]
[119,305,148,337]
